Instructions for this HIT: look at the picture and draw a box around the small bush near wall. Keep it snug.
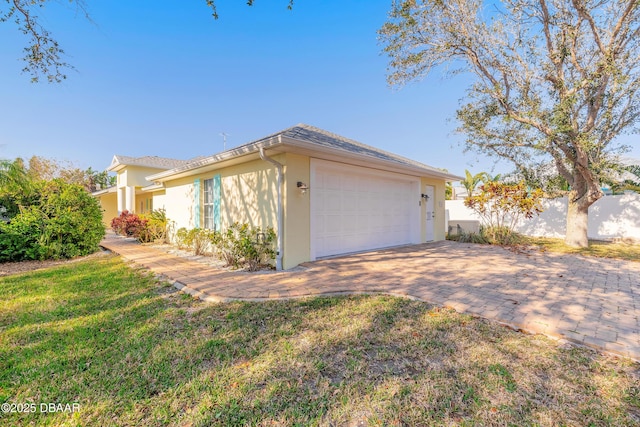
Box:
[464,181,544,245]
[172,227,216,255]
[111,211,148,238]
[139,209,172,244]
[112,209,173,244]
[448,226,527,245]
[174,227,189,250]
[216,222,276,271]
[0,180,105,261]
[170,223,276,271]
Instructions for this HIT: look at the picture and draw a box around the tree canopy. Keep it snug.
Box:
[1,0,294,83]
[380,0,640,247]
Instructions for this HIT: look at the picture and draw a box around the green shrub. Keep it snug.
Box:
[169,223,276,270]
[0,180,105,261]
[481,225,525,245]
[189,228,216,256]
[217,222,276,271]
[174,227,190,250]
[173,227,215,255]
[0,209,42,261]
[454,230,489,244]
[447,225,525,246]
[138,209,171,243]
[464,181,543,246]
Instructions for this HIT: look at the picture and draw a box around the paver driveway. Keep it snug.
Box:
[101,234,640,361]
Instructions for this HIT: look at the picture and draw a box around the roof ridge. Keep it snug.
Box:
[110,154,191,171]
[289,124,443,172]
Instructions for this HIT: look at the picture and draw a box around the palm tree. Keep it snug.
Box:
[0,159,31,218]
[481,173,502,184]
[461,169,486,198]
[0,159,29,192]
[622,165,640,193]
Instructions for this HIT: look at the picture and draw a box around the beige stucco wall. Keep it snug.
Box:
[135,194,155,215]
[163,176,197,230]
[117,166,167,188]
[282,153,311,269]
[421,177,447,242]
[159,154,309,269]
[162,158,280,232]
[219,158,280,232]
[98,192,118,227]
[153,191,166,212]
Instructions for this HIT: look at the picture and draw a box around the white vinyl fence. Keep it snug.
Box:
[446,192,640,241]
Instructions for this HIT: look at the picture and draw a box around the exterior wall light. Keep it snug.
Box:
[421,193,430,200]
[297,181,309,194]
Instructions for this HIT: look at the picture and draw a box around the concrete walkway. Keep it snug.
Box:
[101,234,640,361]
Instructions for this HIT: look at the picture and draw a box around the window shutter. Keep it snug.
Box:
[213,174,221,231]
[194,178,201,228]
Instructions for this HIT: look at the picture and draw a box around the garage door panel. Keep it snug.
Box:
[312,162,419,258]
[326,214,341,233]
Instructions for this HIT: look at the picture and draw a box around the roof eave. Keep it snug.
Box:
[140,183,165,192]
[146,136,282,182]
[144,132,463,183]
[91,186,117,197]
[279,136,463,181]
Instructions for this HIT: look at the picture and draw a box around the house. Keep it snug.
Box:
[94,124,462,269]
[92,155,192,225]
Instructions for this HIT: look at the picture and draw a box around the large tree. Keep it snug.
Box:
[380,0,640,247]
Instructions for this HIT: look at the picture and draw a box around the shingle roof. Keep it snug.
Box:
[109,155,189,170]
[148,124,462,181]
[277,123,447,174]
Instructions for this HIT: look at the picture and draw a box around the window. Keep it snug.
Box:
[203,178,214,230]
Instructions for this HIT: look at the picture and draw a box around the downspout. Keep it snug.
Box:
[259,143,284,270]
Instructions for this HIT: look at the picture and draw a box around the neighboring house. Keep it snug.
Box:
[94,124,462,269]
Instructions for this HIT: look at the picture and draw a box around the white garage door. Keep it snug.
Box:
[311,159,420,259]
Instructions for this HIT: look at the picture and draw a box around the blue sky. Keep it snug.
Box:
[0,0,637,178]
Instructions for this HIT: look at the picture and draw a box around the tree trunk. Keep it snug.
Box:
[565,198,590,247]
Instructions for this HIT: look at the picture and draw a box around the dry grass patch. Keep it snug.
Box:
[1,257,639,426]
[522,237,640,262]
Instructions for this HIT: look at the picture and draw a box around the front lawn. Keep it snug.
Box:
[1,256,639,426]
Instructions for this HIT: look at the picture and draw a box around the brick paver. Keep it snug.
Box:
[101,234,640,361]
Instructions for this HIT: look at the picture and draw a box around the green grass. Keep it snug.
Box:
[1,255,640,426]
[522,237,640,262]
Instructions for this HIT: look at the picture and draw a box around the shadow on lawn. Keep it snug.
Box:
[1,256,639,426]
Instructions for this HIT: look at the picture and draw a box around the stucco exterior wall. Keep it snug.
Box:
[135,194,154,214]
[161,158,281,232]
[98,192,118,226]
[153,191,166,212]
[421,177,447,242]
[117,166,166,188]
[163,176,197,230]
[282,153,311,269]
[218,158,280,232]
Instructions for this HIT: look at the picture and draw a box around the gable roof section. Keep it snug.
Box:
[147,124,462,182]
[280,124,451,175]
[108,155,190,172]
